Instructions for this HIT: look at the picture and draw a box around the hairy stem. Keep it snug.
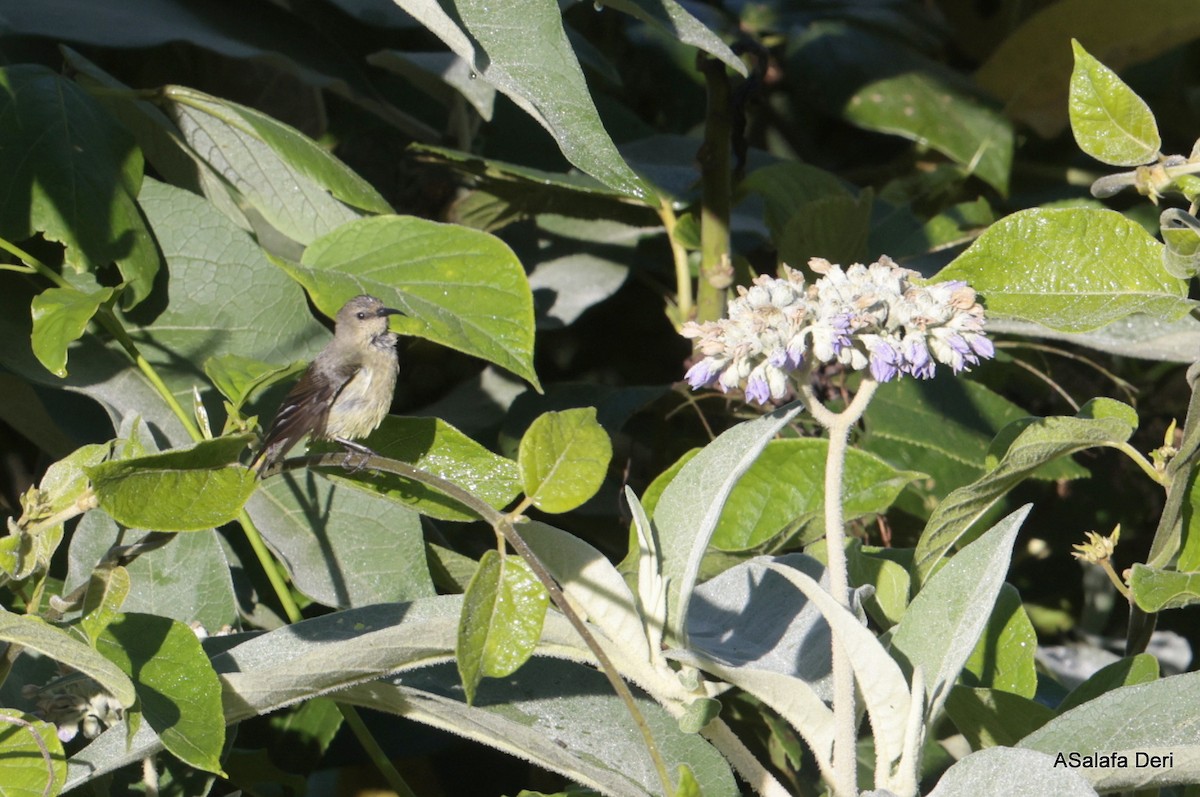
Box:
[695,55,734,323]
[799,377,879,797]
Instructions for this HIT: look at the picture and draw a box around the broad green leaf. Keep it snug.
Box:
[160,86,389,245]
[368,51,497,120]
[1129,564,1200,611]
[457,551,549,705]
[1160,208,1200,279]
[0,610,135,708]
[98,614,224,773]
[80,566,131,646]
[1056,654,1159,715]
[204,354,307,413]
[266,697,343,776]
[893,506,1028,724]
[643,439,921,552]
[87,436,257,532]
[246,470,433,609]
[341,659,740,797]
[927,747,1097,796]
[914,400,1136,584]
[0,65,158,307]
[128,178,329,411]
[846,544,911,629]
[740,160,853,240]
[864,375,1088,491]
[289,215,539,389]
[333,415,521,522]
[66,512,239,632]
[1019,670,1200,791]
[1068,40,1160,166]
[519,520,650,666]
[598,0,746,77]
[788,26,1012,193]
[399,0,653,200]
[976,0,1200,138]
[944,687,1054,749]
[652,403,804,641]
[938,208,1192,333]
[30,287,114,378]
[779,193,872,268]
[764,562,913,785]
[0,710,66,797]
[518,409,612,513]
[987,313,1200,364]
[961,584,1038,699]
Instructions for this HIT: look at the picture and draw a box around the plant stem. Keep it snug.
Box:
[799,377,879,797]
[695,55,734,323]
[280,454,678,797]
[658,198,694,324]
[338,703,418,797]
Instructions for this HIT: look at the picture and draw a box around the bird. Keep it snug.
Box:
[253,294,404,475]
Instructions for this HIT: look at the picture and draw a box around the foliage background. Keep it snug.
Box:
[2,0,1199,794]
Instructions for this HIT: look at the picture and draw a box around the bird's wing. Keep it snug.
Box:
[255,359,360,473]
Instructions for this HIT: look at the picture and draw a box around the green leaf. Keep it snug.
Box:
[204,354,307,413]
[788,26,1012,193]
[246,470,433,609]
[960,584,1038,699]
[334,415,521,522]
[976,0,1200,139]
[29,287,114,378]
[928,748,1097,796]
[289,215,540,389]
[846,544,911,629]
[763,562,913,783]
[0,709,66,797]
[914,400,1136,584]
[1019,670,1200,791]
[128,178,330,412]
[87,436,257,532]
[0,65,159,307]
[518,409,612,513]
[642,439,921,552]
[652,403,805,641]
[398,0,653,200]
[600,0,745,77]
[938,207,1193,333]
[1129,564,1200,611]
[945,687,1055,749]
[1056,654,1159,715]
[98,614,224,773]
[740,161,854,240]
[160,86,390,245]
[1068,40,1160,166]
[1160,208,1200,279]
[893,506,1029,723]
[457,550,549,705]
[778,193,872,269]
[80,565,131,646]
[0,610,136,708]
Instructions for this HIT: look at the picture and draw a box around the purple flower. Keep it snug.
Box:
[868,339,901,382]
[744,375,771,404]
[685,359,717,389]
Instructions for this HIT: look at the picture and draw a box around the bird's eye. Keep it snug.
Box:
[356,312,367,320]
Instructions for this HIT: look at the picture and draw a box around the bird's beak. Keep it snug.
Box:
[380,307,405,317]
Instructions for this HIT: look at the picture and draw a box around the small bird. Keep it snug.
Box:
[254,294,404,475]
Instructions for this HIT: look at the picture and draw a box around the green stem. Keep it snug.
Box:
[799,377,880,797]
[275,454,677,797]
[695,55,734,323]
[658,199,694,324]
[1113,442,1167,486]
[338,703,418,797]
[236,508,303,623]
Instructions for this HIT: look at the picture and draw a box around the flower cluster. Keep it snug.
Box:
[682,256,994,404]
[23,677,124,742]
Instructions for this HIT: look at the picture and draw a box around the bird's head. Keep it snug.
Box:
[334,294,404,342]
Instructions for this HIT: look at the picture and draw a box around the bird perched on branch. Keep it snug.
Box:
[254,294,404,475]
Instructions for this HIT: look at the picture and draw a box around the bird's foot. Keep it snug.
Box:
[334,438,377,473]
